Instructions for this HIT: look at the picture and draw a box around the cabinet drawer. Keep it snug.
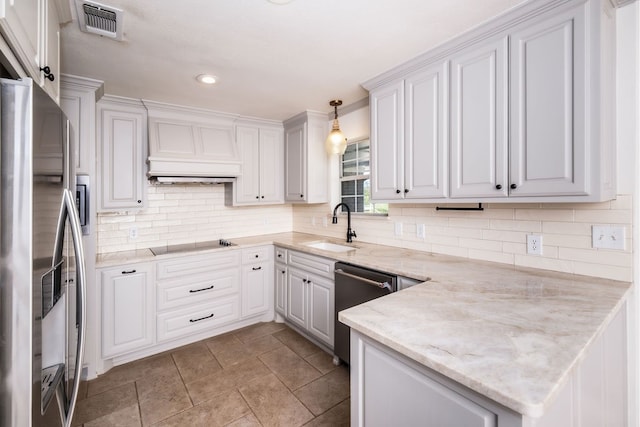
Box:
[274,247,287,264]
[157,268,240,311]
[288,250,335,279]
[156,250,241,280]
[242,246,272,264]
[157,296,240,342]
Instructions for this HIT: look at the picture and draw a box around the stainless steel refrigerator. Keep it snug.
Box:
[0,78,87,426]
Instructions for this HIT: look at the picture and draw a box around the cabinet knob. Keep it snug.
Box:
[261,196,264,199]
[396,189,401,194]
[404,189,409,193]
[137,200,142,204]
[303,278,307,283]
[300,194,304,198]
[40,66,55,81]
[277,254,282,258]
[256,196,259,199]
[255,254,259,258]
[495,184,502,190]
[510,184,517,189]
[281,270,286,274]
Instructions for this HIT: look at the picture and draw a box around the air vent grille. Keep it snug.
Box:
[82,4,117,33]
[75,0,124,41]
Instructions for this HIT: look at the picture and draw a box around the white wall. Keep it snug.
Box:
[617,2,640,426]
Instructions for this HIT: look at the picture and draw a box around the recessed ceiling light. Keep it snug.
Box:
[268,0,294,4]
[196,74,217,85]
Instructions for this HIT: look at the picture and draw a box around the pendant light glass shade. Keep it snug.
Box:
[326,100,347,155]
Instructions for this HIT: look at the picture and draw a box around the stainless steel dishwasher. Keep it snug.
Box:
[334,262,397,365]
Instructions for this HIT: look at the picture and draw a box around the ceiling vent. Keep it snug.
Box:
[75,0,124,41]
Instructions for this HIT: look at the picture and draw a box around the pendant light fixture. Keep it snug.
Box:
[326,100,347,155]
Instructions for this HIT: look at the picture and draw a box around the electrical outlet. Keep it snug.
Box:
[527,234,542,255]
[592,225,626,250]
[394,222,403,237]
[129,226,138,240]
[417,224,425,239]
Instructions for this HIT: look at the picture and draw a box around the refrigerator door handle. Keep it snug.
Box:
[56,189,87,427]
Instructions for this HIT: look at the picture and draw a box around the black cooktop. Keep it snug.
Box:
[150,239,235,256]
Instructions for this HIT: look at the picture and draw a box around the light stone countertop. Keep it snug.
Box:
[95,232,631,417]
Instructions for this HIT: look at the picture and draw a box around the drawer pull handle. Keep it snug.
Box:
[190,313,214,323]
[121,269,137,275]
[252,266,262,271]
[189,285,214,293]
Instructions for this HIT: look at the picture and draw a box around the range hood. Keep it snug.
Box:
[144,100,242,181]
[151,176,235,184]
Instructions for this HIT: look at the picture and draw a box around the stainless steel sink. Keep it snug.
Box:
[303,241,357,253]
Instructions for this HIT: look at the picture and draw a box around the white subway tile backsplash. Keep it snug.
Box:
[97,187,633,282]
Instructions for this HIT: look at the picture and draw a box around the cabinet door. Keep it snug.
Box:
[370,81,404,200]
[352,331,497,427]
[284,122,306,201]
[405,62,448,199]
[287,268,307,329]
[0,0,40,80]
[101,264,154,358]
[241,261,272,318]
[235,126,261,203]
[450,37,508,198]
[40,0,59,101]
[509,6,587,197]
[275,263,287,316]
[307,274,334,347]
[98,101,146,211]
[259,128,284,203]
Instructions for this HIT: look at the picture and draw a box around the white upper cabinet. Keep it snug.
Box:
[283,111,329,203]
[97,96,147,211]
[364,0,616,203]
[370,81,403,200]
[0,0,66,102]
[231,123,284,205]
[60,75,104,175]
[371,62,448,201]
[509,6,587,197]
[450,36,508,198]
[405,63,448,199]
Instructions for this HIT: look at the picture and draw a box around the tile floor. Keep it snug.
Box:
[72,322,350,426]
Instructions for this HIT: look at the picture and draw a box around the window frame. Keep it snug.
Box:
[338,137,388,216]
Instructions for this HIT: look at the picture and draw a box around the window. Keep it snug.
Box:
[339,138,388,214]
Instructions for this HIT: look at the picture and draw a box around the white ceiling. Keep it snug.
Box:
[61,0,525,121]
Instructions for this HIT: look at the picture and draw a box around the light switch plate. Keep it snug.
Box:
[417,224,425,239]
[592,225,625,250]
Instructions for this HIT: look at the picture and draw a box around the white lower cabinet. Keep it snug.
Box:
[100,263,154,358]
[241,246,273,318]
[157,296,240,342]
[351,331,508,427]
[279,248,335,348]
[274,247,288,317]
[156,250,242,342]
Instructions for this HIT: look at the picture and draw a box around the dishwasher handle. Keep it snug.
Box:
[335,269,392,292]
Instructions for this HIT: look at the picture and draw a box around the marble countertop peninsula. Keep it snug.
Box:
[96,232,631,417]
[339,262,630,417]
